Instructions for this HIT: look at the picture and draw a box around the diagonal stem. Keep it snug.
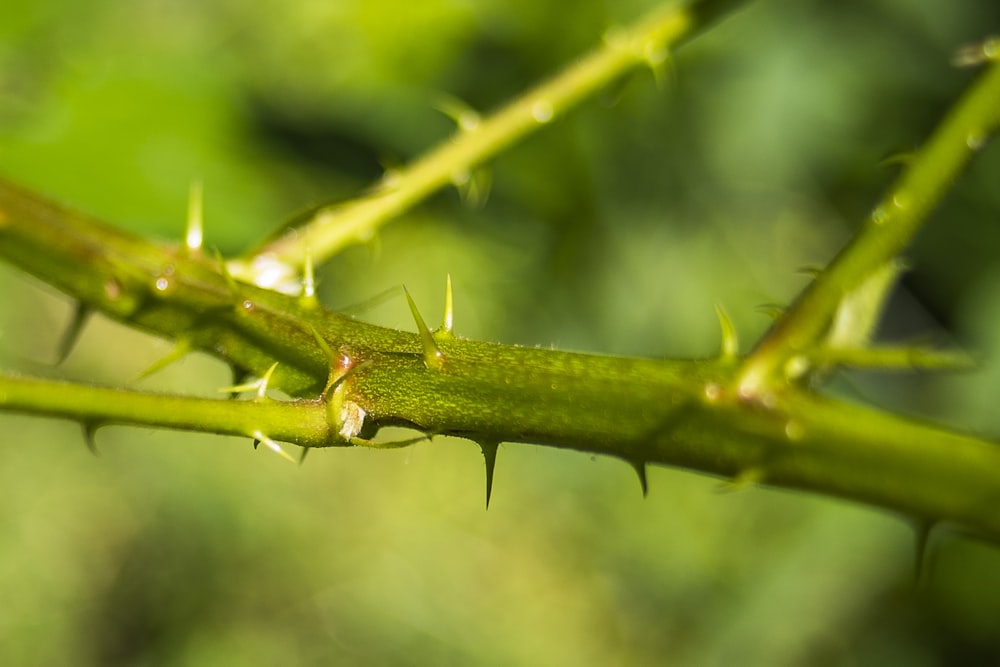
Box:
[228,0,749,290]
[738,58,1000,395]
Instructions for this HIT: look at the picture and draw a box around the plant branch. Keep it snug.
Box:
[0,373,332,448]
[227,0,749,291]
[739,59,1000,393]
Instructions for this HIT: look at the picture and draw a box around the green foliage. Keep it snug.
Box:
[3,1,1000,665]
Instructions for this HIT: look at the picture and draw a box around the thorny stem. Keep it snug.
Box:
[739,58,1000,394]
[2,2,1000,544]
[227,0,749,290]
[0,374,333,448]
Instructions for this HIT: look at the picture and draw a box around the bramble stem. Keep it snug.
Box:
[739,59,1000,393]
[228,0,748,289]
[0,373,332,447]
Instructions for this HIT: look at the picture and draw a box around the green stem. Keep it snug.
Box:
[739,59,1000,393]
[0,373,332,447]
[228,0,749,289]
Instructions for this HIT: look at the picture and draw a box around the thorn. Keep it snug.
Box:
[351,434,430,449]
[478,440,499,509]
[185,180,204,252]
[435,95,481,132]
[755,303,785,321]
[81,422,100,455]
[226,365,251,399]
[718,466,765,492]
[56,303,93,365]
[137,339,192,380]
[403,286,444,371]
[337,285,401,317]
[307,325,343,396]
[453,167,492,208]
[795,265,823,278]
[252,430,296,463]
[877,151,915,169]
[252,438,260,450]
[715,305,738,360]
[300,239,318,308]
[952,37,1000,67]
[631,460,649,497]
[218,362,279,399]
[256,362,278,399]
[913,520,935,587]
[299,447,309,465]
[437,274,454,338]
[643,42,675,90]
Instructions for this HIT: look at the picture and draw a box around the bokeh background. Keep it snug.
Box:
[3,0,1000,664]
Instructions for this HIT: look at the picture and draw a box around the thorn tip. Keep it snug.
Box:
[185,180,204,252]
[479,441,499,509]
[404,286,444,371]
[632,460,648,497]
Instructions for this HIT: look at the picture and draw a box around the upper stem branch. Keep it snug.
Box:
[739,59,1000,393]
[227,0,748,290]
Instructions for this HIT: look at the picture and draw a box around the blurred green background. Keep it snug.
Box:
[3,0,1000,664]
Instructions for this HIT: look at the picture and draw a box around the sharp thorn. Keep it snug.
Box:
[252,430,296,463]
[217,362,279,399]
[56,303,93,366]
[631,460,649,497]
[478,440,499,509]
[137,339,192,380]
[81,422,100,456]
[298,447,310,465]
[403,286,444,371]
[715,305,738,360]
[252,438,260,450]
[438,274,454,338]
[185,180,204,252]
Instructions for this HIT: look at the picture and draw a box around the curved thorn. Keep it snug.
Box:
[81,422,101,456]
[252,438,260,450]
[404,286,444,371]
[137,339,192,380]
[217,362,279,399]
[185,180,204,252]
[252,430,296,463]
[631,460,649,497]
[56,302,93,366]
[478,440,499,509]
[257,362,279,399]
[298,446,309,465]
[715,305,738,360]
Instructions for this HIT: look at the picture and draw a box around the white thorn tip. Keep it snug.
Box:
[252,431,296,463]
[186,180,204,251]
[441,274,454,336]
